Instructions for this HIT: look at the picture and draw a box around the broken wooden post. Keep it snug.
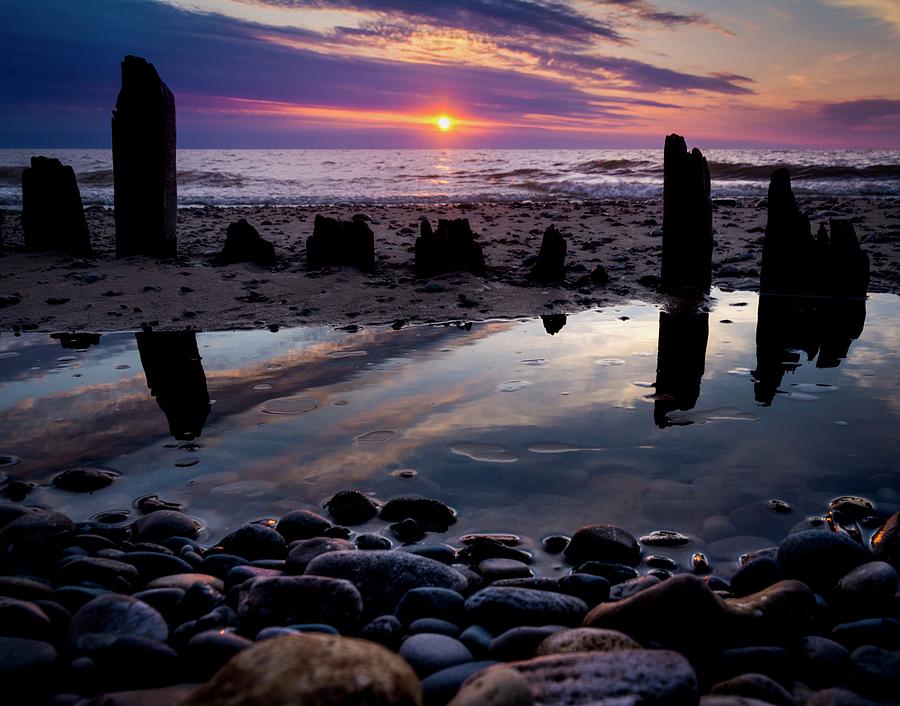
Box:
[661,134,713,292]
[415,218,485,277]
[112,55,177,258]
[529,225,567,282]
[653,310,709,428]
[21,156,91,255]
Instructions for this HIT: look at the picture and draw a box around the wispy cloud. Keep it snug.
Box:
[821,0,900,34]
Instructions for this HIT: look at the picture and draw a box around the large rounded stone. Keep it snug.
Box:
[286,537,354,574]
[67,594,168,652]
[185,633,422,705]
[536,627,641,656]
[305,550,467,618]
[724,580,818,639]
[464,587,587,634]
[449,666,533,706]
[564,525,641,566]
[379,496,457,530]
[0,509,74,557]
[777,530,871,591]
[238,576,363,635]
[52,467,119,492]
[871,511,900,568]
[0,636,58,698]
[399,633,473,678]
[133,511,199,543]
[324,489,379,525]
[276,509,332,542]
[219,523,286,561]
[834,561,898,617]
[508,649,698,705]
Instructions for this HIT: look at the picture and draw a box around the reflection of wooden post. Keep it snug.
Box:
[22,157,91,255]
[653,311,708,428]
[136,331,210,440]
[113,56,176,258]
[541,314,566,336]
[661,134,713,292]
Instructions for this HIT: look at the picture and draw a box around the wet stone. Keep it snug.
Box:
[479,558,534,583]
[448,666,533,706]
[275,509,332,543]
[67,594,168,653]
[396,587,466,626]
[219,522,286,561]
[834,561,898,617]
[380,495,457,531]
[356,533,393,550]
[541,535,569,554]
[197,553,248,579]
[464,587,587,634]
[118,551,194,580]
[556,573,610,607]
[56,557,140,591]
[182,629,253,681]
[730,556,784,597]
[324,489,379,525]
[777,529,871,591]
[286,536,354,574]
[709,673,796,706]
[0,597,53,641]
[797,636,851,689]
[361,614,405,649]
[564,524,642,566]
[399,632,474,678]
[458,537,532,565]
[489,625,563,662]
[871,511,900,569]
[849,645,900,701]
[831,618,900,650]
[52,467,119,493]
[133,510,199,543]
[421,660,498,706]
[536,627,641,656]
[574,561,639,585]
[609,574,661,600]
[391,518,426,543]
[0,636,58,696]
[640,530,691,547]
[408,617,461,638]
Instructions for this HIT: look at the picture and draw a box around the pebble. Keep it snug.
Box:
[776,530,871,591]
[464,587,587,633]
[379,495,457,530]
[421,660,497,706]
[66,594,168,653]
[709,673,796,706]
[146,573,224,592]
[360,614,405,649]
[478,558,534,582]
[52,467,119,492]
[834,561,898,617]
[133,511,199,543]
[730,556,783,597]
[449,666,533,706]
[286,536,354,574]
[305,550,468,618]
[563,524,641,566]
[0,636,58,697]
[535,627,641,655]
[218,523,286,561]
[275,509,332,542]
[832,617,900,650]
[849,645,900,700]
[489,625,563,661]
[323,489,379,525]
[797,636,850,688]
[181,629,253,681]
[871,511,900,567]
[460,624,494,658]
[399,632,474,678]
[237,576,363,635]
[409,618,461,638]
[396,588,466,626]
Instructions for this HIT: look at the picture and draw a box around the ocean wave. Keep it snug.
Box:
[708,162,900,181]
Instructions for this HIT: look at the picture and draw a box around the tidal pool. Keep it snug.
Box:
[1,290,897,574]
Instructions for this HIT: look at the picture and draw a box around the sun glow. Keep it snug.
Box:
[436,116,453,131]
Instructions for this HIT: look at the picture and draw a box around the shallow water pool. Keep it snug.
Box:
[1,290,898,575]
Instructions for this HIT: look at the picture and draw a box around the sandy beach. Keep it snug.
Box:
[1,196,898,333]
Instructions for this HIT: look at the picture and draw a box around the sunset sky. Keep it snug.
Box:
[2,0,899,148]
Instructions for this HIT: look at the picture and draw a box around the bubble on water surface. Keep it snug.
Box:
[497,380,532,392]
[519,358,548,366]
[450,442,518,463]
[596,359,626,366]
[0,455,20,468]
[528,442,603,454]
[354,430,398,445]
[390,469,418,479]
[261,397,320,415]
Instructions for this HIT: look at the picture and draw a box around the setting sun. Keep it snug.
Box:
[436,116,453,131]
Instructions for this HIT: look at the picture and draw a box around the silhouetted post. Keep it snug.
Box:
[661,134,713,291]
[415,218,485,277]
[653,310,708,427]
[113,56,176,258]
[136,331,210,440]
[306,214,375,271]
[529,225,567,282]
[21,156,91,255]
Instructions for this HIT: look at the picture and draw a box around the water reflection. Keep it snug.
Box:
[541,314,566,335]
[753,296,867,406]
[51,332,101,350]
[136,331,210,440]
[653,310,709,428]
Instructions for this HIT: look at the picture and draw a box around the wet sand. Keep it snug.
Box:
[1,197,898,332]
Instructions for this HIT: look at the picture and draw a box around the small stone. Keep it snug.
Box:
[52,467,119,492]
[356,533,393,551]
[489,625,563,661]
[0,636,58,699]
[286,537,354,574]
[133,511,199,543]
[396,587,465,626]
[67,594,167,653]
[399,632,473,678]
[146,573,224,592]
[710,673,796,706]
[564,524,641,566]
[777,529,871,591]
[219,523,286,561]
[639,530,691,547]
[182,629,253,681]
[479,558,534,583]
[449,666,533,706]
[834,561,898,617]
[408,617,460,637]
[275,510,332,542]
[796,636,850,689]
[361,614,405,649]
[871,512,900,569]
[849,645,900,701]
[536,627,641,656]
[730,557,783,597]
[464,587,587,633]
[421,661,498,706]
[324,489,378,525]
[379,495,457,530]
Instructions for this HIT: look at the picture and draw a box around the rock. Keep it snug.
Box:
[380,496,457,531]
[392,518,426,543]
[307,214,375,271]
[0,597,53,640]
[416,218,485,277]
[460,625,494,658]
[661,134,713,292]
[185,633,422,706]
[489,626,563,662]
[0,576,53,601]
[805,688,883,706]
[400,633,474,678]
[449,666,533,706]
[528,226,566,282]
[119,551,194,581]
[21,156,91,255]
[56,557,141,591]
[834,561,898,617]
[871,512,900,569]
[238,576,363,635]
[216,219,276,266]
[133,510,199,544]
[286,537,354,574]
[182,629,253,681]
[113,56,177,258]
[507,648,698,705]
[640,530,691,547]
[276,509,332,542]
[305,550,468,618]
[724,580,818,639]
[396,588,466,625]
[777,530,871,591]
[71,685,198,706]
[83,634,180,691]
[706,647,791,685]
[409,618,461,638]
[536,627,641,655]
[361,614,405,649]
[421,660,498,706]
[709,673,796,706]
[67,594,167,653]
[357,533,393,551]
[0,509,75,561]
[0,636,58,698]
[564,525,641,566]
[796,636,850,689]
[849,645,900,701]
[324,489,379,525]
[584,574,749,653]
[219,523,286,561]
[730,557,784,597]
[832,618,900,650]
[479,559,534,583]
[403,544,458,564]
[146,573,223,592]
[577,561,639,586]
[458,537,532,566]
[556,573,610,606]
[52,467,118,493]
[464,587,587,633]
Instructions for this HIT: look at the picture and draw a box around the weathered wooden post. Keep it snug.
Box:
[661,134,713,291]
[21,156,91,255]
[652,310,709,428]
[112,55,177,257]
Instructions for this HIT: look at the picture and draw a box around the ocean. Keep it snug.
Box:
[1,148,898,208]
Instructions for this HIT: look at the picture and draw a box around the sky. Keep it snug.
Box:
[1,0,899,148]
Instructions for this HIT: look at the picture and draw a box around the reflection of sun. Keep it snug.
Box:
[436,116,453,131]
